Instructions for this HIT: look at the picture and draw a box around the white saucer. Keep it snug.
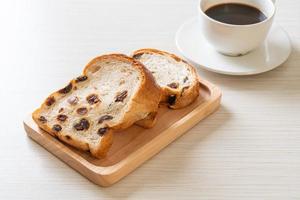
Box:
[175,17,292,75]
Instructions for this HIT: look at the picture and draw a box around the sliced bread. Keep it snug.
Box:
[32,54,161,158]
[132,49,200,109]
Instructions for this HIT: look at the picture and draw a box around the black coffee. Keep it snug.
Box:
[204,3,267,25]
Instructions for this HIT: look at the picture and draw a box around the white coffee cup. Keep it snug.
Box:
[198,0,276,56]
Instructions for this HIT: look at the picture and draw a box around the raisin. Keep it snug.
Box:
[77,107,88,115]
[98,115,113,124]
[57,114,68,122]
[115,90,128,102]
[167,82,179,89]
[52,124,62,132]
[86,94,100,105]
[97,127,108,136]
[167,95,176,105]
[58,108,64,113]
[75,75,88,83]
[68,96,79,105]
[38,116,47,123]
[58,82,72,94]
[183,76,188,83]
[65,135,72,140]
[74,118,90,131]
[45,96,55,106]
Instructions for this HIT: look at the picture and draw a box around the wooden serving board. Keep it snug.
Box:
[23,79,221,187]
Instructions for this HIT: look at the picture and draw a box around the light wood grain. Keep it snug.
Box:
[24,80,221,187]
[0,0,300,199]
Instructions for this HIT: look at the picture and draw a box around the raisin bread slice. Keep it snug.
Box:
[33,54,161,158]
[132,49,200,109]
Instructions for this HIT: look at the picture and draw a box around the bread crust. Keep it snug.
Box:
[33,54,161,158]
[132,48,200,109]
[134,112,158,128]
[84,54,162,129]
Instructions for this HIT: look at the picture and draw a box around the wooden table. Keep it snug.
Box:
[1,0,299,199]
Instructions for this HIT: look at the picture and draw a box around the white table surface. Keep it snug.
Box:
[1,0,300,199]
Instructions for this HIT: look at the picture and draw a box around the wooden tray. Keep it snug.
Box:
[23,79,221,187]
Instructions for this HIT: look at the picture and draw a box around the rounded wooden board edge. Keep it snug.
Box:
[23,79,222,187]
[23,119,112,186]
